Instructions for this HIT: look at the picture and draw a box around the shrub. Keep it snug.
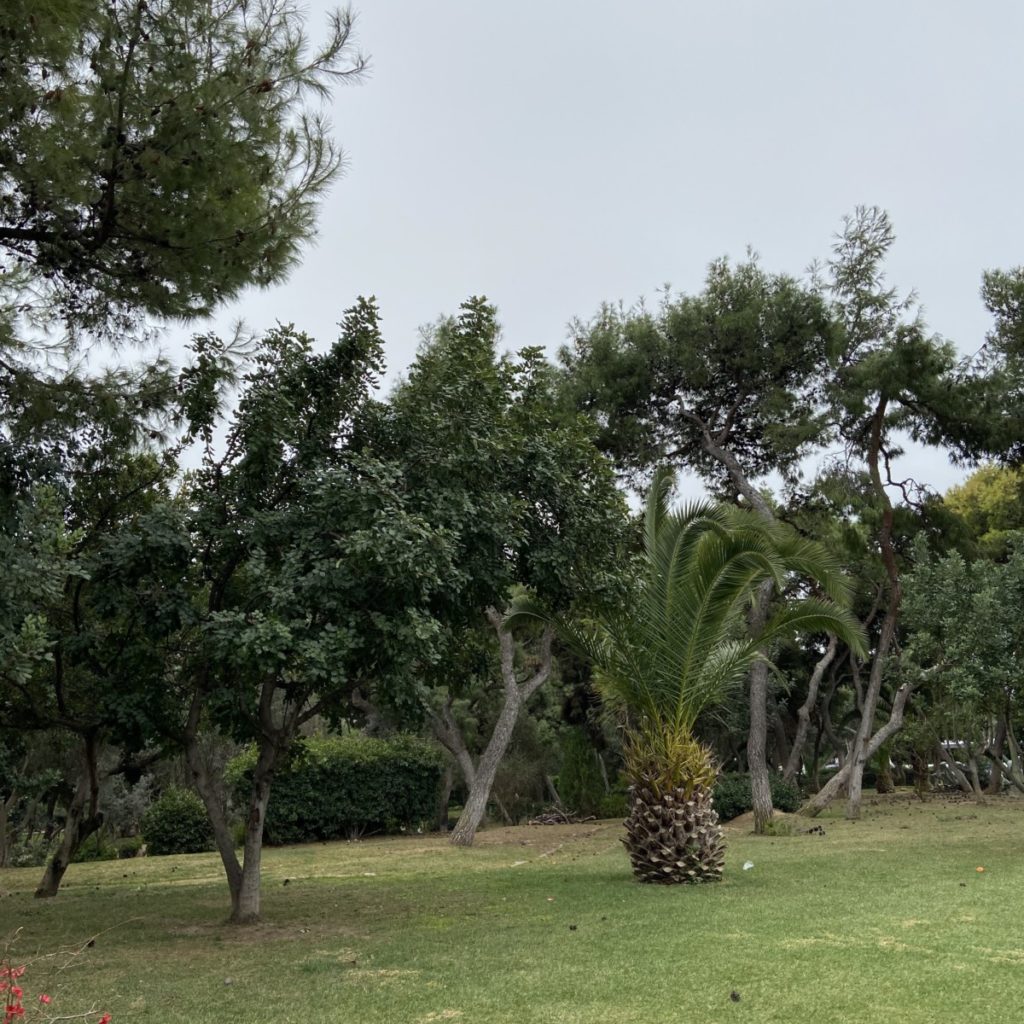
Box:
[598,791,628,819]
[141,787,214,856]
[226,735,444,845]
[114,835,144,859]
[712,772,801,822]
[71,833,118,863]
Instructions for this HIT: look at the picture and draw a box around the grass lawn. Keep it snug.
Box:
[2,793,1022,1023]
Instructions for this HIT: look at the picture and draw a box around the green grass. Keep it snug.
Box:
[2,794,1023,1023]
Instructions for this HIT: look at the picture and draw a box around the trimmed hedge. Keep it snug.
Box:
[226,735,444,845]
[713,772,801,822]
[141,786,214,856]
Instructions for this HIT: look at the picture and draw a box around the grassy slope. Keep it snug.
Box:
[1,795,1022,1024]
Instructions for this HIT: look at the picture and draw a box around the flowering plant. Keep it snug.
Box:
[2,933,110,1024]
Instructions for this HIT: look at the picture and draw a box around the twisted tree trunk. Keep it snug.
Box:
[35,735,103,898]
[447,610,554,848]
[783,636,837,784]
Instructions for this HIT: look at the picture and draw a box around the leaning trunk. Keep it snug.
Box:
[449,612,554,848]
[449,693,521,847]
[35,739,103,899]
[783,637,838,784]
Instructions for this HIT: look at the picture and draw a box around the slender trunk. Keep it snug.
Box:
[800,679,914,817]
[449,695,521,845]
[985,718,1007,795]
[936,744,973,795]
[747,594,774,834]
[1003,719,1024,793]
[450,611,553,847]
[35,736,103,898]
[700,431,778,836]
[966,754,986,803]
[783,636,838,784]
[845,601,899,819]
[181,679,294,925]
[233,746,275,924]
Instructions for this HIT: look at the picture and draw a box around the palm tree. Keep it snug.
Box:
[514,469,865,884]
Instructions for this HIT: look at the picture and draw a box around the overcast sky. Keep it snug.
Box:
[188,0,1024,495]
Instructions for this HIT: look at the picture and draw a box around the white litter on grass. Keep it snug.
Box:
[742,861,754,871]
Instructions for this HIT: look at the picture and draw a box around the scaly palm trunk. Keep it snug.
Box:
[623,777,725,884]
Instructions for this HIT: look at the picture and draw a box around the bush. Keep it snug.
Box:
[598,791,628,819]
[114,835,144,859]
[712,772,801,822]
[141,787,214,855]
[226,735,444,845]
[71,833,118,863]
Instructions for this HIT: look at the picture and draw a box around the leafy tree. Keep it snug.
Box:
[374,299,629,847]
[560,256,840,832]
[0,0,365,336]
[174,299,461,923]
[902,540,1024,795]
[515,469,864,884]
[944,465,1024,559]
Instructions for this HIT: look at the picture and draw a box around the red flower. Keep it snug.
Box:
[98,1014,112,1024]
[39,994,52,1004]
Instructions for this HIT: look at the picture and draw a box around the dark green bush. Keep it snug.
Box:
[72,832,118,863]
[141,786,214,855]
[226,735,444,845]
[712,772,801,822]
[598,791,628,819]
[114,835,144,859]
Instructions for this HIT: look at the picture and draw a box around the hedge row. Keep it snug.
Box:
[712,772,801,822]
[226,734,444,845]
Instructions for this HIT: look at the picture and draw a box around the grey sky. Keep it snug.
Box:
[193,0,1024,495]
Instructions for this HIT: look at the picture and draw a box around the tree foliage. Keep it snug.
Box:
[0,0,365,334]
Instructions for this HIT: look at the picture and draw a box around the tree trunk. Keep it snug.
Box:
[965,754,986,803]
[449,611,554,848]
[783,636,837,784]
[232,749,275,924]
[800,679,914,817]
[985,718,1007,795]
[749,598,770,831]
[1003,720,1024,793]
[183,679,292,925]
[699,431,778,835]
[936,744,973,795]
[35,736,103,899]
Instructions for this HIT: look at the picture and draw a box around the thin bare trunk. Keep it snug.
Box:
[449,611,554,847]
[783,636,838,784]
